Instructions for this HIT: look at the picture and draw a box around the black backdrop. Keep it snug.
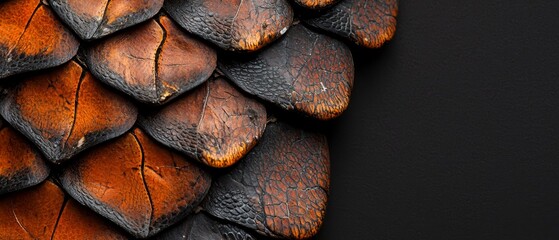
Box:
[317,1,559,239]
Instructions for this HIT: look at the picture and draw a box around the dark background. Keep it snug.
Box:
[318,1,559,239]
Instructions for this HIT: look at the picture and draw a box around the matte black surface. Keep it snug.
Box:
[319,1,559,239]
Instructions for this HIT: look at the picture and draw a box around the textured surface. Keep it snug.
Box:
[304,0,398,48]
[140,77,267,168]
[0,0,79,78]
[220,24,354,120]
[154,213,256,240]
[205,121,330,239]
[86,15,217,104]
[0,181,127,239]
[0,122,49,195]
[164,0,293,51]
[49,0,163,39]
[60,128,212,238]
[0,61,137,163]
[293,0,339,9]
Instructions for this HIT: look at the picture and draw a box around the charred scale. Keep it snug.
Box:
[86,15,217,105]
[0,119,49,195]
[303,0,399,48]
[164,0,294,52]
[220,24,354,120]
[204,121,330,239]
[154,213,257,240]
[60,128,212,238]
[49,0,164,40]
[0,0,79,79]
[0,180,128,239]
[139,77,267,168]
[293,0,340,9]
[0,60,137,164]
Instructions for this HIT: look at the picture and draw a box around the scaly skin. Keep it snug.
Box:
[0,61,137,163]
[60,128,212,238]
[164,0,293,52]
[86,15,217,105]
[304,0,399,48]
[0,0,79,79]
[220,24,354,120]
[140,77,267,168]
[49,0,163,39]
[204,121,330,239]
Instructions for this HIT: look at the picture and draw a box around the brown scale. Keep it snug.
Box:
[220,24,354,120]
[0,0,79,79]
[60,128,212,238]
[0,60,138,163]
[204,121,330,239]
[0,180,128,239]
[48,0,164,40]
[0,118,49,195]
[164,0,293,52]
[139,77,267,168]
[304,0,399,48]
[86,15,217,105]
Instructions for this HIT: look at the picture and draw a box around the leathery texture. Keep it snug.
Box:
[0,0,79,79]
[220,24,354,120]
[60,128,212,238]
[204,121,330,239]
[0,60,138,164]
[139,77,267,168]
[154,212,256,240]
[304,0,399,48]
[164,0,294,52]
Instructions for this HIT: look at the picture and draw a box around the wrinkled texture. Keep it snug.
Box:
[220,24,354,120]
[164,0,293,51]
[0,181,127,239]
[0,122,49,195]
[154,213,256,240]
[0,61,137,163]
[140,77,267,168]
[49,0,163,39]
[304,0,398,48]
[204,121,330,239]
[293,0,339,9]
[0,0,79,79]
[60,128,212,238]
[86,16,217,104]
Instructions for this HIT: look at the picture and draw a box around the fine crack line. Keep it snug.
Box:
[6,3,42,57]
[92,0,111,38]
[131,132,154,235]
[12,208,35,239]
[194,82,211,158]
[153,18,167,101]
[63,68,86,152]
[50,197,68,240]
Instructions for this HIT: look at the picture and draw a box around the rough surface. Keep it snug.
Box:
[204,121,330,239]
[86,15,217,104]
[49,0,164,40]
[0,60,137,163]
[0,122,49,195]
[0,181,127,239]
[140,77,267,168]
[60,128,212,238]
[303,0,398,48]
[293,0,339,9]
[164,0,293,52]
[0,0,79,79]
[154,213,257,240]
[220,24,354,120]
